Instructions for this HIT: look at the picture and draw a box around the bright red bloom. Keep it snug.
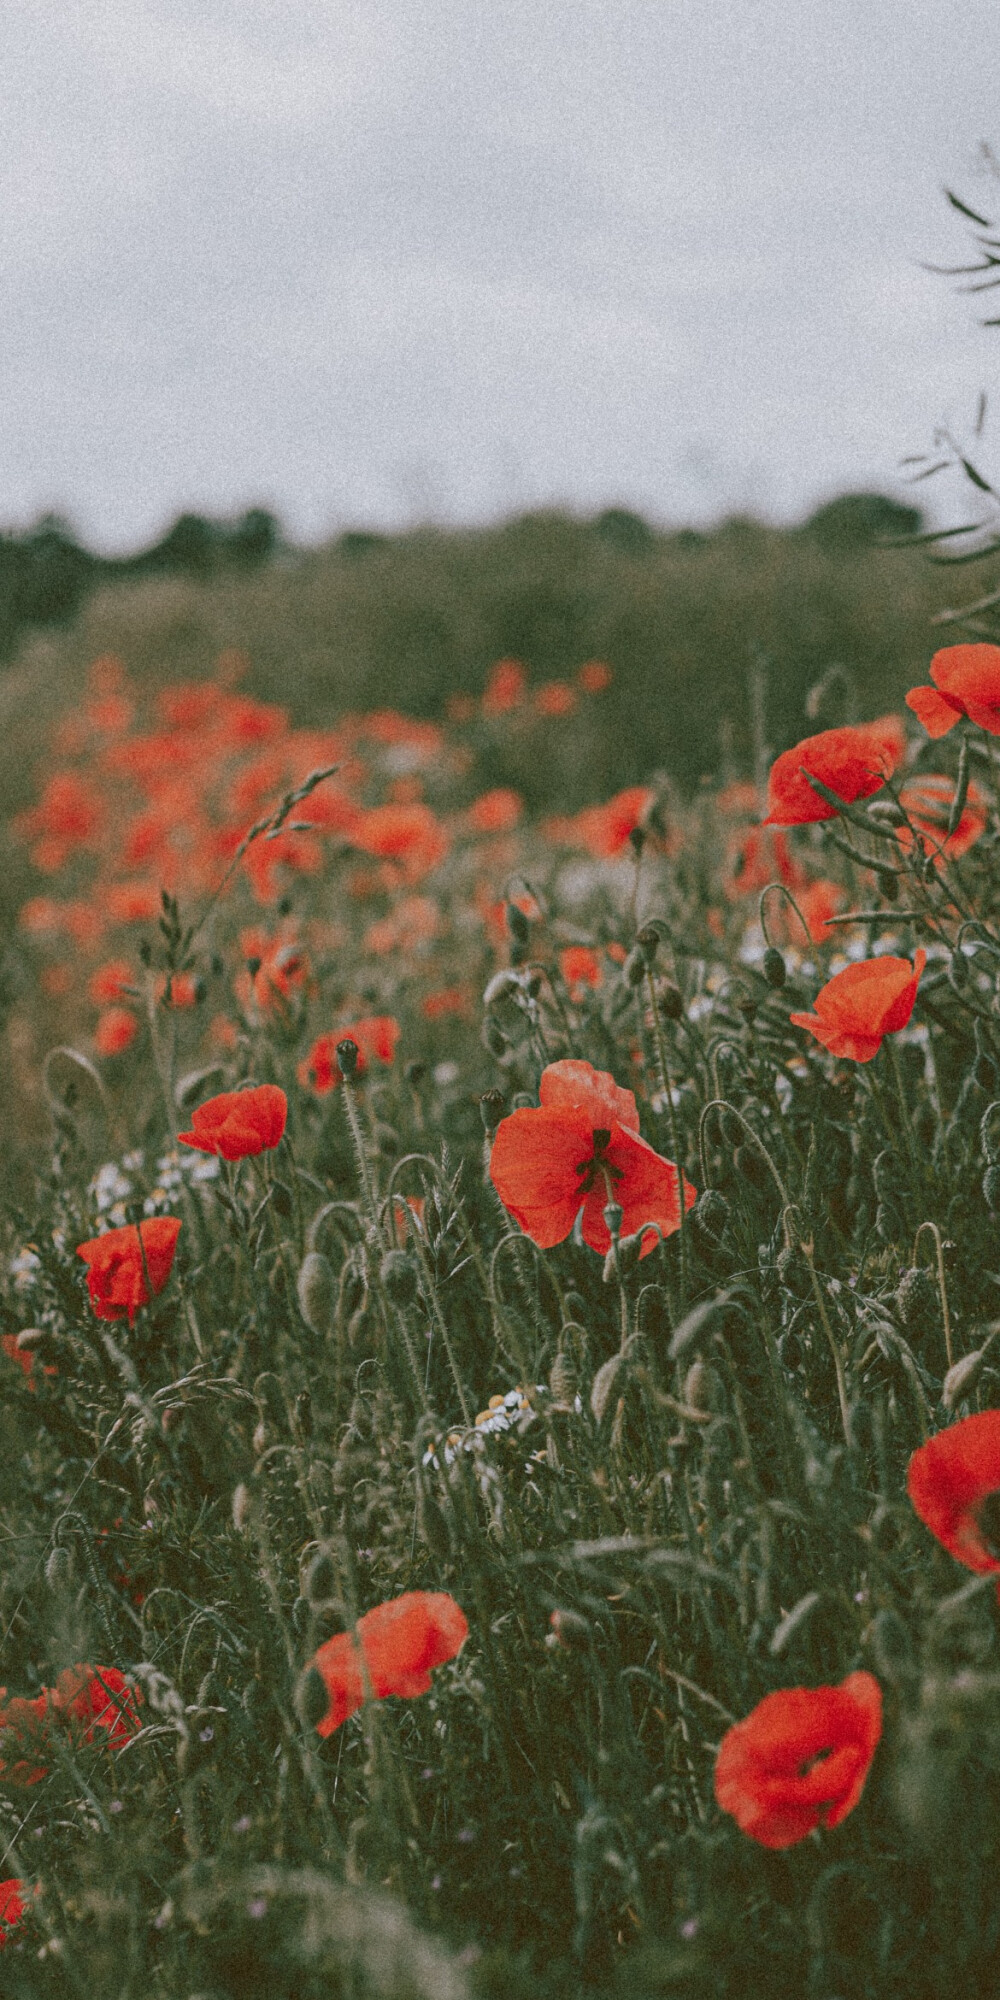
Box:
[546,786,656,859]
[311,1591,469,1737]
[907,1410,1000,1581]
[89,960,134,1006]
[94,1007,138,1057]
[906,644,1000,738]
[55,1664,142,1743]
[714,1673,882,1849]
[790,950,925,1063]
[0,1879,26,1946]
[76,1217,181,1323]
[179,1084,287,1160]
[298,1016,401,1094]
[896,774,988,867]
[763,717,905,825]
[15,771,105,870]
[489,1059,695,1256]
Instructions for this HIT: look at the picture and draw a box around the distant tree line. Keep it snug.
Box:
[0,492,922,668]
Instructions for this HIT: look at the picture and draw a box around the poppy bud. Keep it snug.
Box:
[304,1550,338,1603]
[380,1250,418,1306]
[683,1359,712,1411]
[232,1483,251,1530]
[510,939,529,967]
[984,1166,1000,1212]
[636,925,660,965]
[734,1143,769,1189]
[506,901,531,942]
[252,1421,268,1457]
[296,1665,332,1732]
[297,1252,336,1336]
[762,947,786,989]
[623,945,646,987]
[549,1351,578,1405]
[658,982,684,1021]
[479,1089,505,1135]
[691,1188,730,1244]
[877,869,900,903]
[483,1017,509,1057]
[590,1352,624,1422]
[336,1037,360,1079]
[603,1228,645,1281]
[524,971,543,999]
[45,1545,73,1590]
[15,1327,45,1350]
[405,1059,427,1086]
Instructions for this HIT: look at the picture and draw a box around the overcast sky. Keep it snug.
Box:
[4,0,1000,549]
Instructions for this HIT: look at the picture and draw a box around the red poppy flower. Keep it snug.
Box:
[764,717,905,826]
[298,1016,401,1094]
[790,950,925,1062]
[489,1059,695,1256]
[76,1217,182,1324]
[350,804,449,879]
[534,679,578,717]
[907,1410,1000,1582]
[179,1084,287,1160]
[0,1878,26,1946]
[55,1664,142,1743]
[94,1007,138,1057]
[89,961,134,1006]
[467,788,524,834]
[548,786,657,859]
[311,1591,469,1737]
[714,1672,882,1849]
[906,643,1000,738]
[896,775,988,867]
[560,946,602,1000]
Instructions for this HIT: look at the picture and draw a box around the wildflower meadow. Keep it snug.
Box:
[6,624,1000,1997]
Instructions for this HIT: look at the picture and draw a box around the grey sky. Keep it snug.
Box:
[4,0,999,548]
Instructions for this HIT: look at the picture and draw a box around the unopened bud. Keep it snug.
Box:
[878,869,900,904]
[762,947,786,989]
[943,1348,988,1411]
[658,982,684,1021]
[304,1550,338,1603]
[506,901,531,943]
[232,1483,251,1530]
[984,1166,1000,1212]
[636,925,660,966]
[297,1252,335,1336]
[15,1327,45,1351]
[623,946,646,987]
[479,1089,505,1136]
[483,969,522,1010]
[336,1037,360,1079]
[683,1359,710,1411]
[45,1545,73,1590]
[380,1249,418,1306]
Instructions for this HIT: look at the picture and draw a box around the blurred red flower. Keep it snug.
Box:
[896,774,988,866]
[89,961,134,1006]
[534,680,577,717]
[907,1410,1000,1583]
[310,1591,469,1736]
[714,1673,882,1849]
[482,658,527,714]
[763,717,904,825]
[489,1058,695,1256]
[179,1084,287,1160]
[94,1007,138,1057]
[0,1878,26,1947]
[467,788,523,834]
[559,946,602,999]
[76,1217,181,1323]
[545,786,656,858]
[0,1664,140,1789]
[298,1016,401,1094]
[790,951,925,1062]
[350,804,449,881]
[576,660,613,693]
[906,643,1000,738]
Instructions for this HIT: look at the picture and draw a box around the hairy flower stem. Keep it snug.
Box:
[644,964,690,1307]
[340,1077,386,1251]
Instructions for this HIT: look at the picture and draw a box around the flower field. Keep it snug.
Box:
[4,632,1000,1994]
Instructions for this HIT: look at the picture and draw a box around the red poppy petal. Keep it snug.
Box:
[538,1060,639,1133]
[579,1128,695,1254]
[489,1105,594,1246]
[905,685,963,737]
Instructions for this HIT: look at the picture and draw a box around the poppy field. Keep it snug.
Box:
[5,631,1000,1995]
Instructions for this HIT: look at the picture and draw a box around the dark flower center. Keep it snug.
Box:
[575,1129,624,1196]
[798,1744,835,1780]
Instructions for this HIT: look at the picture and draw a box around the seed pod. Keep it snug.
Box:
[603,1199,624,1238]
[297,1252,336,1336]
[762,947,786,989]
[304,1550,338,1603]
[296,1665,331,1733]
[479,1089,505,1135]
[623,946,646,988]
[636,925,660,966]
[45,1545,73,1590]
[335,1037,360,1079]
[658,982,684,1021]
[380,1250,418,1306]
